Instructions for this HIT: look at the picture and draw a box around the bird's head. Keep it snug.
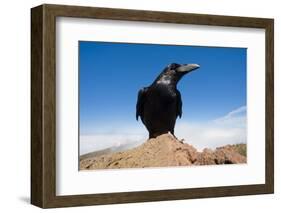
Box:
[154,63,200,85]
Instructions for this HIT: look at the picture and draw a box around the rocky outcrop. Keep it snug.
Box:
[80,134,246,170]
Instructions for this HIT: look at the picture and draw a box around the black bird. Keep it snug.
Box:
[136,63,200,138]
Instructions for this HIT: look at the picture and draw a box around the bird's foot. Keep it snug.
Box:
[168,132,185,143]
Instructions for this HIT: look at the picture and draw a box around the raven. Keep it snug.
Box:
[136,63,199,138]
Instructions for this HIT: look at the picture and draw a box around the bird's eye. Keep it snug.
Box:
[169,63,179,70]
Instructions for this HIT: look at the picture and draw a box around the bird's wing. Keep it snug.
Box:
[136,87,147,121]
[176,90,182,118]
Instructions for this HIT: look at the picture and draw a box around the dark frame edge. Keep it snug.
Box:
[31,4,57,208]
[31,5,44,208]
[41,3,273,28]
[45,184,270,208]
[265,19,274,194]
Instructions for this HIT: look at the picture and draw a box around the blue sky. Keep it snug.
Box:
[79,41,246,135]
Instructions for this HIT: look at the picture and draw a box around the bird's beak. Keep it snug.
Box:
[176,64,200,73]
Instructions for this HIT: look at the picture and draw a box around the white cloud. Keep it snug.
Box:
[176,106,246,150]
[213,106,246,127]
[80,133,146,155]
[219,106,246,119]
[80,106,247,155]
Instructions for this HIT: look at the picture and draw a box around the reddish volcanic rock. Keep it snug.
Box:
[80,133,246,170]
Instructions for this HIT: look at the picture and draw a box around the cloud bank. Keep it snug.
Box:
[80,134,146,155]
[80,106,246,155]
[176,106,246,150]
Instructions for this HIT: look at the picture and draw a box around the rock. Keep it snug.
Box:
[80,133,246,170]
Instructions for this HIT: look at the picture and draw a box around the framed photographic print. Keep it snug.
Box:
[31,4,274,208]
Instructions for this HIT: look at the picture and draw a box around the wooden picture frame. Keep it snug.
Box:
[31,4,274,208]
